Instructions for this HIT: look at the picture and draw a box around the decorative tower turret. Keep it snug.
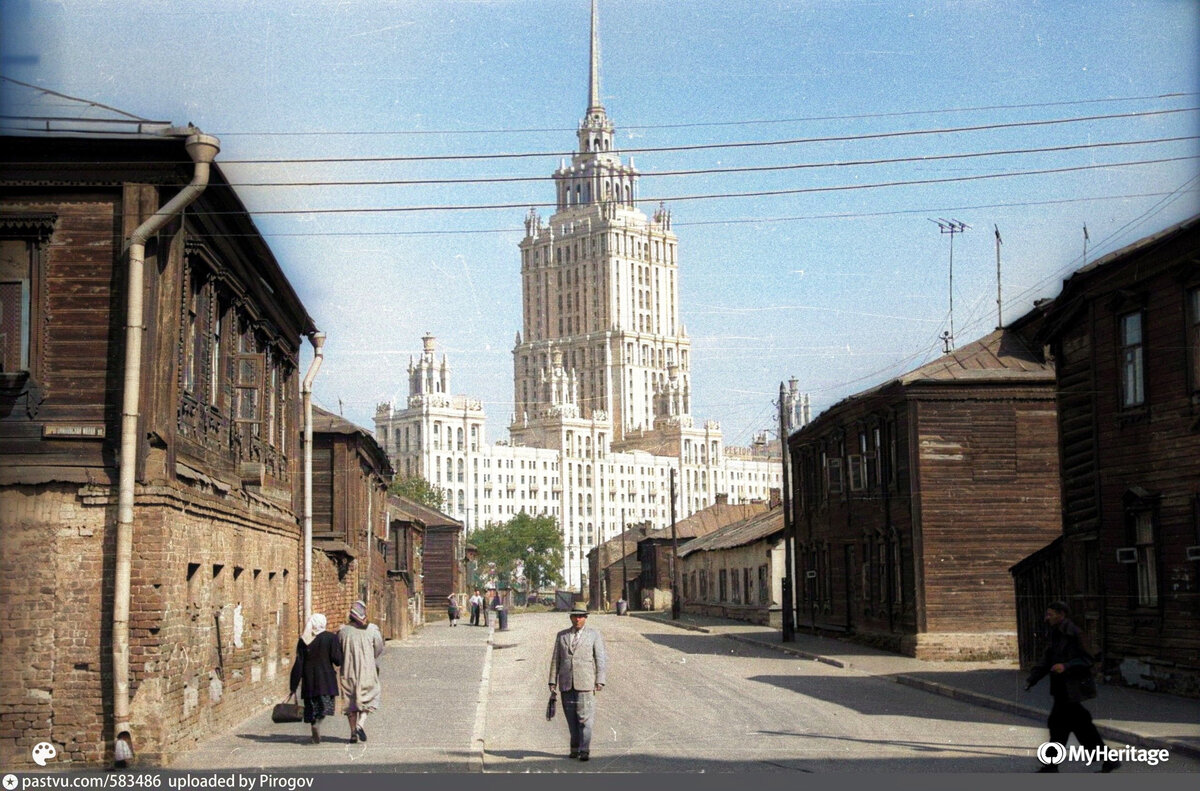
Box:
[409,332,449,398]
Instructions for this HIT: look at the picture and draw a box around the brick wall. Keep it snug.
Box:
[0,482,301,768]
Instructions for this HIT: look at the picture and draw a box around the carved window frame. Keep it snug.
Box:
[0,214,54,383]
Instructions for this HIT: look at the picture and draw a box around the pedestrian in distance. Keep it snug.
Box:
[469,590,484,626]
[1025,600,1119,773]
[289,613,343,744]
[548,606,607,762]
[338,600,385,744]
[447,593,461,626]
[488,590,502,627]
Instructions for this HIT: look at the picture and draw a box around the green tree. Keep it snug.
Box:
[470,512,564,594]
[388,474,445,511]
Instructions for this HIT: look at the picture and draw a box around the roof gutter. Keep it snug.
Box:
[113,128,219,765]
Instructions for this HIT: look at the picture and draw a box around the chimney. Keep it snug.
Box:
[714,493,729,506]
[768,488,781,508]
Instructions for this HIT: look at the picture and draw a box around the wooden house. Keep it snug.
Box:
[392,498,464,611]
[636,496,768,610]
[309,405,392,633]
[678,506,786,626]
[586,520,652,610]
[0,130,316,765]
[788,328,1061,659]
[1031,216,1200,696]
[384,495,428,638]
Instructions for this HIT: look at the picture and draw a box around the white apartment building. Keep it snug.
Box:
[375,2,805,590]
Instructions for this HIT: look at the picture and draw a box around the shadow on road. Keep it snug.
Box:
[235,732,360,745]
[639,631,791,658]
[748,673,1009,724]
[753,728,1029,758]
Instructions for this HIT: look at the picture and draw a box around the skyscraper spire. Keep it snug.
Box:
[575,0,615,158]
[588,0,602,113]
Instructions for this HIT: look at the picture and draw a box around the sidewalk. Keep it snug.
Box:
[172,618,495,771]
[635,610,1200,760]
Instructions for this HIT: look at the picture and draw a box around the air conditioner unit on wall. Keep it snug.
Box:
[1186,546,1200,562]
[1115,547,1138,564]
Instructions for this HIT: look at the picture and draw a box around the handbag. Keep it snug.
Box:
[1078,673,1097,700]
[272,694,304,724]
[545,690,557,721]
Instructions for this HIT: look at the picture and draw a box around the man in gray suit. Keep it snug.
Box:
[548,606,607,761]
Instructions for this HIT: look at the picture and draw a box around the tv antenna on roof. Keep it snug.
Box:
[930,218,969,350]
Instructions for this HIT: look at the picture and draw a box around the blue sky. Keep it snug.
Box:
[2,0,1198,447]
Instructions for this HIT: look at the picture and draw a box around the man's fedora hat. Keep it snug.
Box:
[569,606,590,617]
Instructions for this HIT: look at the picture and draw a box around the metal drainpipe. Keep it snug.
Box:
[301,332,326,621]
[114,129,219,762]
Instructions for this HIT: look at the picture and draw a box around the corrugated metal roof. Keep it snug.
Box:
[898,327,1052,383]
[678,507,784,557]
[389,495,461,529]
[592,523,654,568]
[1071,214,1198,277]
[312,404,369,436]
[642,502,769,542]
[813,327,1054,420]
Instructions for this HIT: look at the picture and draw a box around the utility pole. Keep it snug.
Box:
[620,509,627,610]
[994,225,1003,329]
[778,382,796,642]
[931,218,969,349]
[670,467,680,620]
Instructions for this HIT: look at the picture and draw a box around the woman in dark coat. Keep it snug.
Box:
[289,613,343,744]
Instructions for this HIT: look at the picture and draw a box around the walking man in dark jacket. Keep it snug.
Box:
[1025,601,1119,772]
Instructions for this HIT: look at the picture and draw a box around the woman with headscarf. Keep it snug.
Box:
[338,600,385,743]
[447,593,460,626]
[289,613,343,744]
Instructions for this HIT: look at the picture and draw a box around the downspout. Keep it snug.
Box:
[114,129,219,761]
[301,332,326,620]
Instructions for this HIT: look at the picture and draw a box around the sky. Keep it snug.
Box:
[2,0,1198,449]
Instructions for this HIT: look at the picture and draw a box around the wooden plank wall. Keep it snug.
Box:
[917,396,1061,633]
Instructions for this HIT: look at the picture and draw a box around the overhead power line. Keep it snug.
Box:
[217,107,1200,164]
[157,154,1200,216]
[27,189,1198,240]
[187,135,1197,188]
[0,76,156,122]
[2,107,1192,166]
[203,91,1200,136]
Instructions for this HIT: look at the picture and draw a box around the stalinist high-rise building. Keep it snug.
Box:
[376,1,805,591]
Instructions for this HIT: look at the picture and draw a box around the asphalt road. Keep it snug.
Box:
[174,611,1199,773]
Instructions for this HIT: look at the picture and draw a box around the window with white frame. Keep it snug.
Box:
[1133,510,1158,607]
[1119,311,1146,408]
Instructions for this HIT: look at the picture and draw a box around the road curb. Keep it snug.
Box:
[894,675,1200,761]
[708,626,1200,763]
[635,613,712,634]
[724,633,849,668]
[468,625,495,773]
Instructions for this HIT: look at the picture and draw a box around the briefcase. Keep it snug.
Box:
[272,696,304,724]
[545,690,557,721]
